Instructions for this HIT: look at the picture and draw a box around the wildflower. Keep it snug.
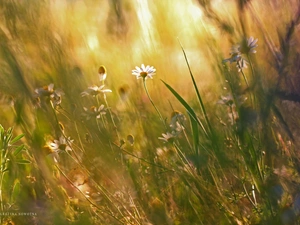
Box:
[118,84,130,101]
[98,65,107,82]
[48,136,73,152]
[223,45,242,64]
[158,132,175,143]
[81,105,106,120]
[170,121,185,136]
[35,84,54,97]
[50,91,63,108]
[34,84,64,108]
[236,57,248,72]
[223,36,257,72]
[81,85,112,97]
[132,64,156,80]
[217,95,235,106]
[44,136,73,163]
[240,36,258,54]
[127,134,134,146]
[170,110,186,134]
[217,95,239,125]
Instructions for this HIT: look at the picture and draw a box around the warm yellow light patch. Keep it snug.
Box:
[87,34,99,50]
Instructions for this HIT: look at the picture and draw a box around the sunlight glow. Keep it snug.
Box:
[87,34,99,50]
[136,0,155,48]
[188,3,203,22]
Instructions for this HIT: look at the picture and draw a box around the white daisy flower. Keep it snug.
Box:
[48,136,73,152]
[132,64,156,80]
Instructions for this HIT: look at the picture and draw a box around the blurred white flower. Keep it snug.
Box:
[127,134,134,146]
[170,111,186,132]
[81,85,112,97]
[82,105,106,120]
[223,45,242,64]
[158,132,175,143]
[236,58,248,72]
[217,95,234,106]
[247,36,258,54]
[50,91,63,107]
[34,84,64,107]
[35,84,54,97]
[98,65,107,82]
[132,64,156,80]
[48,136,73,152]
[223,36,257,72]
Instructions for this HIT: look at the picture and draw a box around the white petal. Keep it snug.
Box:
[101,89,112,93]
[48,83,54,90]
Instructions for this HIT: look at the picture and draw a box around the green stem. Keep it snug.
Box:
[103,94,120,141]
[143,79,167,129]
[0,150,3,214]
[240,69,249,88]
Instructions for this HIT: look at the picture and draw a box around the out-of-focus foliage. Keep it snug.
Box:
[0,0,300,224]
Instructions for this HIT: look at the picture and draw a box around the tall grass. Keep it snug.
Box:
[0,0,300,224]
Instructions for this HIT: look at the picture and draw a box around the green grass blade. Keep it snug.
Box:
[161,79,208,138]
[178,39,213,137]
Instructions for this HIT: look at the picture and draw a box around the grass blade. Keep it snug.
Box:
[161,79,208,138]
[178,39,213,137]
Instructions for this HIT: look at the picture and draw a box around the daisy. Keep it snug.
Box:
[98,65,107,82]
[81,105,106,120]
[81,85,112,97]
[247,36,258,54]
[158,132,175,143]
[48,136,73,152]
[170,111,186,135]
[34,84,54,97]
[132,64,156,80]
[240,36,258,54]
[34,84,64,107]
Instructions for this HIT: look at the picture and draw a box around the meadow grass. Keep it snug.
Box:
[0,0,300,224]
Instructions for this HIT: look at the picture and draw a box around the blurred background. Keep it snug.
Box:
[0,0,300,224]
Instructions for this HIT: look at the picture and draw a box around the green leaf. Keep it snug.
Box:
[0,124,4,134]
[16,159,31,164]
[10,134,25,145]
[13,144,25,156]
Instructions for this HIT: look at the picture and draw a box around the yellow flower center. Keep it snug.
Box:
[98,65,106,74]
[59,144,67,151]
[140,71,148,78]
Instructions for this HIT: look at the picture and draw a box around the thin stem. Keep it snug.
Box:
[143,79,167,129]
[0,150,4,214]
[55,165,124,224]
[103,94,120,141]
[240,69,249,88]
